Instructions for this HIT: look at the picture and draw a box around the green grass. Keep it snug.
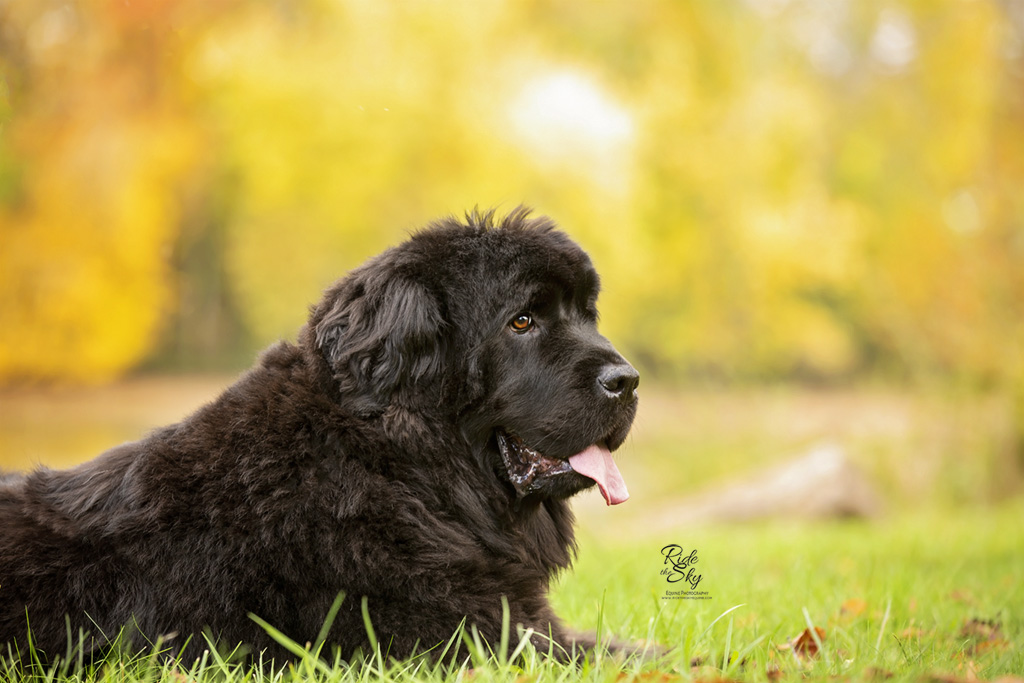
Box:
[559,499,1024,681]
[3,500,1021,683]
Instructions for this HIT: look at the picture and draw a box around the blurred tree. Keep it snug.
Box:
[0,0,207,382]
[0,0,1021,394]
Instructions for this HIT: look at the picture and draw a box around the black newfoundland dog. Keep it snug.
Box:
[0,209,640,664]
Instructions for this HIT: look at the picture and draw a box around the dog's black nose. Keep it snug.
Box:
[597,363,639,403]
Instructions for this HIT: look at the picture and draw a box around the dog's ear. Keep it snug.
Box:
[314,272,446,409]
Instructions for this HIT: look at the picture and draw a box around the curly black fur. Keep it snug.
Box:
[0,208,639,664]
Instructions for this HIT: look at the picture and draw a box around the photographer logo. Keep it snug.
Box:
[660,544,712,600]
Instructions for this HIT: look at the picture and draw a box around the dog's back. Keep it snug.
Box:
[0,443,147,659]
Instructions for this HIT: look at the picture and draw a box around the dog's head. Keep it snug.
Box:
[308,208,638,505]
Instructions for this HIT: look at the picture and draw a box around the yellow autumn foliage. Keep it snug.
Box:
[0,0,1021,385]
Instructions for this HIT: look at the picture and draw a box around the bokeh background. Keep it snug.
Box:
[1,0,1023,517]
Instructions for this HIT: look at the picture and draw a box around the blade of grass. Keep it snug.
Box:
[721,616,733,669]
[432,617,467,667]
[724,634,767,677]
[360,596,385,674]
[699,603,746,641]
[875,598,892,654]
[248,613,333,676]
[802,607,829,667]
[508,626,536,664]
[498,596,510,667]
[314,591,346,652]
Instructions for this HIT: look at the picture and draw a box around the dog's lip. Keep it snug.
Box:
[496,430,574,498]
[494,429,629,505]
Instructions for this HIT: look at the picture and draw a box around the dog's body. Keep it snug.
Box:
[0,209,639,663]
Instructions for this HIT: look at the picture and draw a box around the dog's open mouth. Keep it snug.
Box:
[496,430,629,506]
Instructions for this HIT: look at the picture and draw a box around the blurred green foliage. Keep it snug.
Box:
[0,0,1022,385]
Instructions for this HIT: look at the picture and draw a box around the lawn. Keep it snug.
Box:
[1,380,1021,682]
[559,503,1024,682]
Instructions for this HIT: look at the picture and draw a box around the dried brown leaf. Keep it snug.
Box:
[900,624,925,639]
[957,658,981,681]
[792,626,826,658]
[970,638,1010,654]
[865,666,894,680]
[949,590,975,605]
[776,626,827,665]
[921,675,972,683]
[690,666,724,681]
[959,618,1002,641]
[616,672,683,683]
[840,598,867,617]
[959,618,1008,655]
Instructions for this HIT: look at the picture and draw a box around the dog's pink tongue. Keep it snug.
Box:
[568,444,629,506]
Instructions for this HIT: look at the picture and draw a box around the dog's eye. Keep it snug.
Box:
[509,314,534,334]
